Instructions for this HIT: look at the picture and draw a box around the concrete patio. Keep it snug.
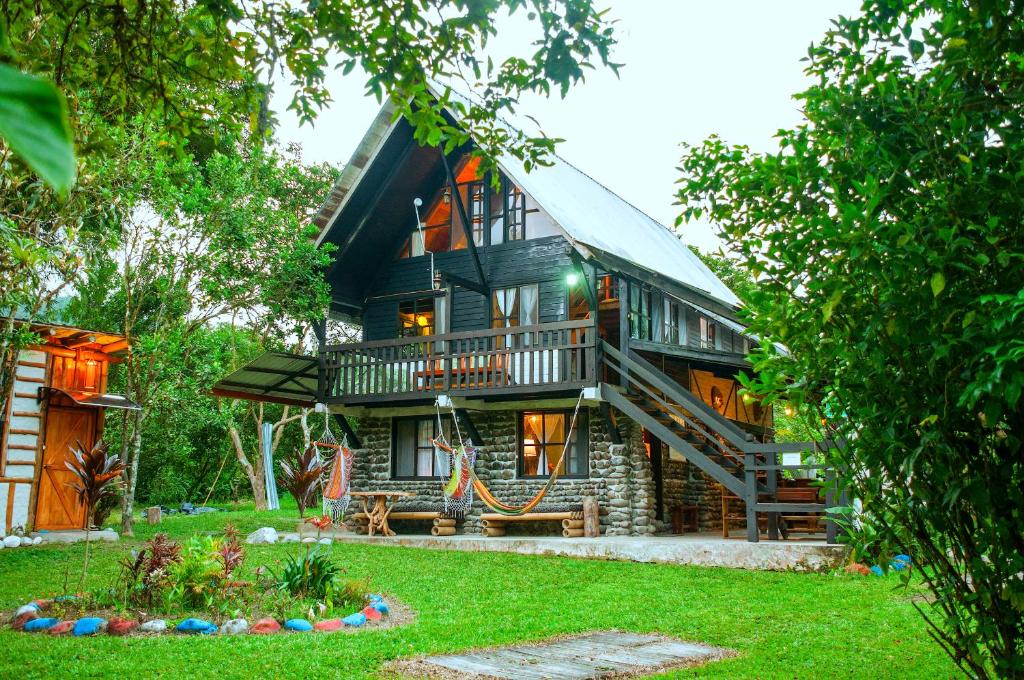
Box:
[325,531,848,572]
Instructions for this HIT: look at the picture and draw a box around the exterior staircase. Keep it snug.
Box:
[598,339,838,542]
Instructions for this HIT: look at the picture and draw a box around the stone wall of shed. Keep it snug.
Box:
[348,407,665,536]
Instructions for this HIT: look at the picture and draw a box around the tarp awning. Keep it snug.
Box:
[210,352,319,407]
[45,387,142,411]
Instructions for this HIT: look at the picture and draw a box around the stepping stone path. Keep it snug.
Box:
[419,632,731,679]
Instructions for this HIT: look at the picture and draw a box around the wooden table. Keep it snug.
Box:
[349,491,415,537]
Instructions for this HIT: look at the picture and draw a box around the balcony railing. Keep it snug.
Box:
[322,319,596,403]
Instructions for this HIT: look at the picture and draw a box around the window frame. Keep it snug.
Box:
[391,415,450,480]
[516,409,589,479]
[490,284,540,329]
[398,297,436,338]
[628,283,653,341]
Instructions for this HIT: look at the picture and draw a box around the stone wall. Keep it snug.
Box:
[349,407,664,536]
[657,449,722,534]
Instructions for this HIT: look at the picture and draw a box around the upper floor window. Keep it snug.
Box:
[491,284,539,328]
[596,274,618,303]
[518,410,588,478]
[699,316,718,350]
[392,416,451,478]
[399,298,435,337]
[628,283,653,341]
[663,298,681,345]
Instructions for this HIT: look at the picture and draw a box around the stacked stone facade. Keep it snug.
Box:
[348,407,719,536]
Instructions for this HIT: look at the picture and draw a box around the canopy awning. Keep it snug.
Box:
[210,352,319,407]
[44,387,142,411]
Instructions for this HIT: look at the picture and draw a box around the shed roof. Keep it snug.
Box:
[312,84,742,311]
[210,352,319,407]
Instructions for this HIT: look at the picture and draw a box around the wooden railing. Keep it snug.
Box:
[322,319,596,403]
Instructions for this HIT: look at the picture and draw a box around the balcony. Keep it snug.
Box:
[322,319,596,404]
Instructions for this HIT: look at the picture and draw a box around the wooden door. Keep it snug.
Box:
[35,405,96,530]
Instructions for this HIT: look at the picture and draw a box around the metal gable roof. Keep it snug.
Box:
[210,352,319,407]
[312,84,742,311]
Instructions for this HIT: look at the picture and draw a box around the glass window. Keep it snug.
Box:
[629,284,653,340]
[700,316,717,350]
[663,298,680,344]
[398,298,435,337]
[393,416,451,478]
[491,285,539,328]
[506,184,526,241]
[519,410,587,477]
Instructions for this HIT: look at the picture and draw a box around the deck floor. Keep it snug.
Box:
[326,531,847,572]
[415,631,730,679]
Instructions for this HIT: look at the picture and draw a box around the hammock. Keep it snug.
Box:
[312,412,353,522]
[433,389,585,517]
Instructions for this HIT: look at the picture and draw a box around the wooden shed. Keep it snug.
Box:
[0,322,139,533]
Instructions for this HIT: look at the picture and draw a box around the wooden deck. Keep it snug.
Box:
[415,631,731,679]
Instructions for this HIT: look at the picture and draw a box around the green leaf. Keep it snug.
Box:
[0,64,75,192]
[930,272,946,297]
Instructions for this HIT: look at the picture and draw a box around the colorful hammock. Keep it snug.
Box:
[433,389,585,516]
[312,412,353,522]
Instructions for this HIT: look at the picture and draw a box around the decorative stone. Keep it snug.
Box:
[318,538,332,545]
[845,563,871,576]
[342,612,366,627]
[284,618,313,632]
[869,565,884,576]
[251,618,281,634]
[891,554,912,571]
[20,536,32,546]
[221,619,248,635]
[108,617,138,635]
[314,619,343,632]
[139,619,168,633]
[16,603,40,617]
[361,606,381,622]
[368,594,384,603]
[73,618,108,636]
[370,601,389,615]
[23,617,58,632]
[301,537,317,544]
[3,535,20,548]
[146,506,162,525]
[176,618,217,635]
[13,611,38,630]
[245,527,278,545]
[49,621,75,636]
[282,533,301,543]
[32,536,42,545]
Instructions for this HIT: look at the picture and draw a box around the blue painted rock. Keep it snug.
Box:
[284,619,313,632]
[23,618,59,633]
[54,595,78,603]
[15,603,40,617]
[361,606,381,622]
[890,554,912,571]
[370,601,389,615]
[368,594,384,604]
[869,565,884,576]
[139,619,167,633]
[73,618,108,636]
[342,612,366,627]
[176,618,217,635]
[221,619,248,635]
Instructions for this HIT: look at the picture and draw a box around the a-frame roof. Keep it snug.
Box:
[313,84,742,312]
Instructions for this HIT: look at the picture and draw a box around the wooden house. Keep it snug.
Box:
[214,86,831,542]
[0,322,138,534]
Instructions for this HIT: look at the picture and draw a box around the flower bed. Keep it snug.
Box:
[6,522,412,638]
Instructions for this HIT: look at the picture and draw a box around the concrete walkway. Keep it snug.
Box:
[329,532,847,572]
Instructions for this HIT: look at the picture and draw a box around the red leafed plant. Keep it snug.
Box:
[217,524,245,579]
[65,440,126,589]
[278,445,324,517]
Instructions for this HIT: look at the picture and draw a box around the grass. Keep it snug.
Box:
[0,501,958,679]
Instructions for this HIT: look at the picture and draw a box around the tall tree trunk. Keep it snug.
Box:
[229,424,268,510]
[120,409,143,536]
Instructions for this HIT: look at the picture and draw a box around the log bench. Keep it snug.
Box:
[350,510,460,536]
[481,500,599,538]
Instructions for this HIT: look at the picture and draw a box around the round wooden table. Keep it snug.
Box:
[349,491,415,537]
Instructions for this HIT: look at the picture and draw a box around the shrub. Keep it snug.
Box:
[168,536,226,609]
[271,548,340,600]
[278,445,324,517]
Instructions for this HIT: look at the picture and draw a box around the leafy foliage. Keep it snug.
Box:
[677,1,1024,675]
[167,536,230,610]
[65,440,125,526]
[270,548,341,601]
[116,533,182,608]
[278,445,325,518]
[0,63,73,191]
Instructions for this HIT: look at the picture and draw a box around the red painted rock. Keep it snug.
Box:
[361,606,382,622]
[250,618,281,634]
[13,611,38,630]
[845,563,871,576]
[49,621,75,636]
[314,619,343,632]
[108,617,139,636]
[33,599,52,610]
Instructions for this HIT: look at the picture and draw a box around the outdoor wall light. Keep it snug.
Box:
[565,272,579,287]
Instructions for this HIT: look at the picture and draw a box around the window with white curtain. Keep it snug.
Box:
[491,284,539,328]
[518,410,588,478]
[392,416,451,479]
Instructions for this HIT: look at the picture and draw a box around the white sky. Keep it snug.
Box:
[271,0,861,253]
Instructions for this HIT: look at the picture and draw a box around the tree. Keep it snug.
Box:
[677,1,1024,676]
[72,123,335,535]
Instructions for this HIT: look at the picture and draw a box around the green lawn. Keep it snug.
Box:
[0,503,958,679]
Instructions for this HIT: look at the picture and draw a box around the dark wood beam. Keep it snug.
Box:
[439,150,488,289]
[599,401,622,445]
[313,318,327,403]
[567,249,598,313]
[438,269,489,297]
[455,408,485,447]
[332,413,362,449]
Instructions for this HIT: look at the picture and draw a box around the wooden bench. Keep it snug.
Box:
[774,487,825,536]
[351,511,459,536]
[481,500,599,537]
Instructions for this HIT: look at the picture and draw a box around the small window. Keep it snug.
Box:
[519,410,588,478]
[392,416,451,478]
[629,284,653,340]
[491,284,539,328]
[700,316,717,350]
[663,298,680,344]
[398,298,435,337]
[597,274,618,302]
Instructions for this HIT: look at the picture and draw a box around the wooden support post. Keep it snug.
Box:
[313,318,327,403]
[744,452,759,543]
[146,506,162,525]
[766,451,779,540]
[332,413,362,449]
[583,497,600,538]
[599,402,622,446]
[825,467,842,544]
[618,277,630,389]
[431,525,456,536]
[439,150,487,291]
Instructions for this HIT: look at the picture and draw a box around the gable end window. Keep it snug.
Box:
[518,410,589,478]
[699,316,718,350]
[628,284,653,341]
[392,416,451,479]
